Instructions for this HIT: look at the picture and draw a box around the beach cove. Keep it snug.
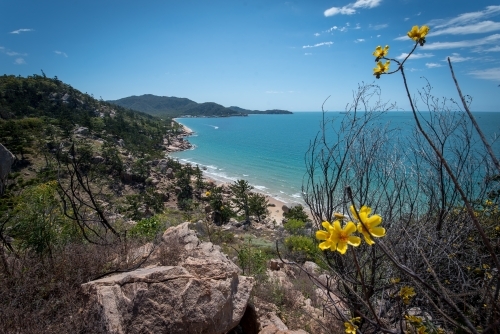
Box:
[171,112,500,221]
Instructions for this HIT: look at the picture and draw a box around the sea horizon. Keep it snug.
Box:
[171,111,500,207]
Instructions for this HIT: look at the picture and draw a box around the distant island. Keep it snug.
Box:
[108,94,292,118]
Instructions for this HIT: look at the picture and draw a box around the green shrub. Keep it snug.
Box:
[283,235,319,263]
[283,219,306,235]
[237,238,269,278]
[9,181,74,256]
[129,216,162,239]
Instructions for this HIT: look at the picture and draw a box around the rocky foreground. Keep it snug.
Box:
[81,222,336,334]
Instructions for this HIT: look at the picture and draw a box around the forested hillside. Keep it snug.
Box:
[0,74,176,159]
[109,94,292,118]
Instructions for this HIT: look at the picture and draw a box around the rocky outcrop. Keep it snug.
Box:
[0,144,15,195]
[81,222,254,334]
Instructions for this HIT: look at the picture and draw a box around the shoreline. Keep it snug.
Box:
[170,119,309,224]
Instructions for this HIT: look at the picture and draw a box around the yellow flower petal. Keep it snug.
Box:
[370,226,386,237]
[365,214,382,226]
[348,235,361,246]
[333,219,342,232]
[344,221,357,234]
[337,241,348,254]
[316,230,330,240]
[322,221,333,231]
[419,25,429,38]
[319,240,333,250]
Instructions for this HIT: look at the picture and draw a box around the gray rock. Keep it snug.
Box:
[73,126,89,135]
[91,155,105,164]
[165,168,174,179]
[0,144,15,195]
[81,222,254,334]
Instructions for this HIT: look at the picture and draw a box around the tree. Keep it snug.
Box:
[207,186,233,225]
[229,179,253,223]
[248,192,268,221]
[283,204,309,223]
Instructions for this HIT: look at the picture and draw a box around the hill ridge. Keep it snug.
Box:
[108,94,292,118]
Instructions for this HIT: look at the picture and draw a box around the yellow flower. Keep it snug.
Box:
[373,61,390,78]
[373,45,389,59]
[390,277,401,284]
[485,199,493,206]
[407,25,430,42]
[399,286,416,305]
[344,321,358,334]
[205,191,211,196]
[334,212,346,220]
[405,315,422,324]
[316,220,361,254]
[417,325,428,334]
[350,205,386,245]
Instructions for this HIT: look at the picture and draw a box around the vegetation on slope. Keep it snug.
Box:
[109,93,292,118]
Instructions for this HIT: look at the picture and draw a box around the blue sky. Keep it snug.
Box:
[1,0,499,111]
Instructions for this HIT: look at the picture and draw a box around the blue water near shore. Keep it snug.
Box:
[171,112,500,205]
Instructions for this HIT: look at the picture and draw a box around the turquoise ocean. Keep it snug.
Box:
[171,112,500,205]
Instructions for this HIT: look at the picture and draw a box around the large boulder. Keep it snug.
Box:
[0,144,15,195]
[81,222,254,334]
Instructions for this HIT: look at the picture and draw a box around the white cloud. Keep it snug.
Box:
[424,33,500,50]
[352,0,381,9]
[303,41,333,48]
[355,23,361,29]
[430,21,500,36]
[468,67,500,81]
[10,28,33,34]
[0,47,26,57]
[482,46,500,52]
[394,35,410,41]
[324,0,382,17]
[54,50,68,57]
[355,38,365,42]
[324,7,355,16]
[314,33,320,37]
[445,53,472,63]
[396,52,434,60]
[340,27,347,32]
[426,63,442,68]
[5,51,27,56]
[372,23,388,30]
[14,58,25,64]
[326,26,338,33]
[432,5,500,29]
[304,53,313,56]
[404,17,409,21]
[265,91,284,94]
[377,34,381,38]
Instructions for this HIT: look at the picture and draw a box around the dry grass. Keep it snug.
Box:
[0,238,153,333]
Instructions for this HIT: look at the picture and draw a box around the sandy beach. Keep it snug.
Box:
[265,196,287,223]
